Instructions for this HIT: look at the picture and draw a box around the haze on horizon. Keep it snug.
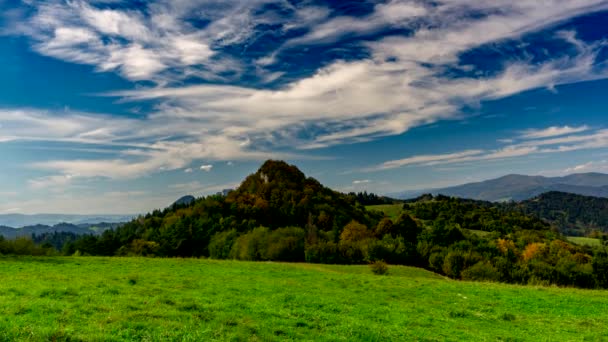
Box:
[1,0,608,214]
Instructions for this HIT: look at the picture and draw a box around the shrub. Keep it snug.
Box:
[208,229,239,259]
[265,227,306,261]
[461,261,500,282]
[443,251,466,279]
[339,239,371,264]
[370,260,389,275]
[368,235,416,265]
[428,248,447,273]
[305,240,340,264]
[230,227,270,261]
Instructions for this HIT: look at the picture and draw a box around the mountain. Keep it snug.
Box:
[0,214,134,228]
[172,195,195,207]
[511,191,608,236]
[392,173,608,202]
[70,160,380,257]
[0,222,121,239]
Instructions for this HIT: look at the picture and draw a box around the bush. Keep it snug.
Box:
[305,240,340,264]
[265,227,305,261]
[461,261,500,282]
[370,260,389,275]
[230,227,270,261]
[209,229,239,259]
[443,251,466,279]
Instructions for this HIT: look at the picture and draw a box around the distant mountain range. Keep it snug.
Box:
[0,214,134,229]
[0,222,122,239]
[392,173,608,202]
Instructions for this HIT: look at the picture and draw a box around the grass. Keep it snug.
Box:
[567,236,602,247]
[465,229,492,237]
[366,204,404,220]
[1,257,608,341]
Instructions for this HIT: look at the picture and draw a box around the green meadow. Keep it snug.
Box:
[567,236,602,247]
[366,204,404,220]
[1,257,608,341]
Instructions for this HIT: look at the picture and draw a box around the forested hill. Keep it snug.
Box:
[68,160,381,257]
[224,160,376,229]
[511,191,608,236]
[56,160,608,289]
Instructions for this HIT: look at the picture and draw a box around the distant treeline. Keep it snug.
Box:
[507,191,608,236]
[2,161,608,290]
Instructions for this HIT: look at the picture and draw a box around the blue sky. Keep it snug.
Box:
[1,0,608,214]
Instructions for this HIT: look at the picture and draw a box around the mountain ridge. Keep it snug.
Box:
[391,172,608,201]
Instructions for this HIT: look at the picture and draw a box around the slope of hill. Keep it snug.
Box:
[392,173,608,201]
[512,191,608,236]
[2,257,608,341]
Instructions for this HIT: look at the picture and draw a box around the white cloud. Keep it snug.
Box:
[353,179,371,184]
[184,168,193,173]
[111,29,608,150]
[372,150,484,171]
[565,160,608,173]
[520,125,590,139]
[371,126,608,172]
[5,0,608,190]
[28,174,74,190]
[200,164,213,172]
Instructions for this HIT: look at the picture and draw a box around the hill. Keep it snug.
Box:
[392,173,608,201]
[0,222,121,239]
[172,195,195,207]
[57,160,608,289]
[512,191,608,236]
[0,213,134,228]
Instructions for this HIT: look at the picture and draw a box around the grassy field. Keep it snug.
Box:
[567,236,602,247]
[1,257,608,341]
[366,204,404,220]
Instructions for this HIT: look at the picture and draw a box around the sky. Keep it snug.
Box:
[1,0,608,214]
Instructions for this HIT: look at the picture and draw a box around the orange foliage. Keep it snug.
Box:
[522,242,545,262]
[497,238,516,255]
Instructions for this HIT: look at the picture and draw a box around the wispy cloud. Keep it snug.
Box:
[520,125,590,139]
[370,125,608,171]
[28,174,74,190]
[564,160,608,173]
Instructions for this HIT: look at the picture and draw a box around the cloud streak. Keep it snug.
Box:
[520,125,590,139]
[371,125,608,171]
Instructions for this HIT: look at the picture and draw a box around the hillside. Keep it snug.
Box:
[55,160,608,289]
[513,191,608,236]
[392,173,608,201]
[0,222,121,239]
[1,257,608,341]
